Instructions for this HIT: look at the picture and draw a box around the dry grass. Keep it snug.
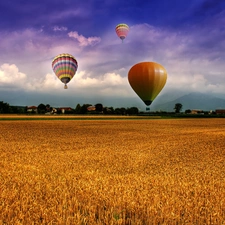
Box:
[0,118,225,224]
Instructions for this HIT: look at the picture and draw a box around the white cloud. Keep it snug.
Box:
[74,70,99,86]
[25,73,61,91]
[74,71,127,87]
[101,72,127,86]
[0,64,26,86]
[73,71,131,97]
[26,70,131,98]
[68,31,101,47]
[0,21,225,106]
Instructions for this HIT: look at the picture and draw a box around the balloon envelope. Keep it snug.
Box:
[115,23,129,41]
[52,53,78,89]
[128,62,167,106]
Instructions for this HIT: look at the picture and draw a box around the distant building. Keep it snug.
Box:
[191,109,203,114]
[27,106,38,113]
[45,108,57,115]
[51,108,57,114]
[87,106,96,111]
[215,109,225,115]
[58,107,73,114]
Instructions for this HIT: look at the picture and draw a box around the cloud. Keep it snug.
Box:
[75,70,127,87]
[0,64,27,89]
[0,19,225,107]
[73,71,131,97]
[24,70,131,99]
[53,26,68,31]
[68,31,101,47]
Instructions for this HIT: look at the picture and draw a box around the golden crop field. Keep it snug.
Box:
[0,118,225,224]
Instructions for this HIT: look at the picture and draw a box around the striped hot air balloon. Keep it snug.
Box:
[115,23,129,42]
[52,53,78,89]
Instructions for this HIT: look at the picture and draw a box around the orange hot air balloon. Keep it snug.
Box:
[128,62,167,107]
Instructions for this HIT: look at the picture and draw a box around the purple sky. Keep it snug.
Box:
[0,0,225,109]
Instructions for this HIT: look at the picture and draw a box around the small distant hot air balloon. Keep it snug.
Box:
[115,23,129,42]
[128,62,167,110]
[52,53,78,89]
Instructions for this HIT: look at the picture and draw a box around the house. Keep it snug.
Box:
[58,107,73,114]
[215,109,225,115]
[87,105,96,111]
[191,109,203,114]
[27,106,38,113]
[51,108,57,114]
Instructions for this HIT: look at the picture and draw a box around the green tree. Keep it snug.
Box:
[80,104,91,114]
[174,103,183,113]
[0,101,10,113]
[74,104,81,114]
[38,103,46,114]
[10,106,19,114]
[126,107,139,115]
[103,107,114,114]
[114,107,126,115]
[185,109,191,114]
[46,104,51,112]
[95,103,103,113]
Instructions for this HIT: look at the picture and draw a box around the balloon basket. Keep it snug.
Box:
[64,84,68,89]
[146,107,150,111]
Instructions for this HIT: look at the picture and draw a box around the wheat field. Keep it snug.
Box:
[0,118,225,224]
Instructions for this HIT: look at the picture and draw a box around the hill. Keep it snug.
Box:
[151,92,225,112]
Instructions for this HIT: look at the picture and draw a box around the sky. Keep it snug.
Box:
[0,0,225,110]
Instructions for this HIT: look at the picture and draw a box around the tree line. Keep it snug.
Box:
[0,101,25,114]
[38,103,139,115]
[0,101,139,115]
[0,101,223,116]
[0,101,189,115]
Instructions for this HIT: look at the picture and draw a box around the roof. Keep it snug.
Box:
[27,106,37,109]
[58,107,73,110]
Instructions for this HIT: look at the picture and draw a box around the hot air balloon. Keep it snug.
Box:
[52,53,78,89]
[128,62,167,110]
[115,23,129,42]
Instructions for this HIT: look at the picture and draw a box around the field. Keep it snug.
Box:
[0,117,225,224]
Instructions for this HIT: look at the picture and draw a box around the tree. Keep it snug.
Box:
[114,107,126,115]
[103,107,114,114]
[80,104,91,114]
[10,106,19,114]
[185,109,191,114]
[120,107,126,115]
[0,101,10,113]
[95,103,103,113]
[37,103,46,114]
[46,104,51,112]
[74,104,81,114]
[126,107,139,115]
[174,103,183,113]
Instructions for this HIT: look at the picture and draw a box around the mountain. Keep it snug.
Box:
[151,92,225,112]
